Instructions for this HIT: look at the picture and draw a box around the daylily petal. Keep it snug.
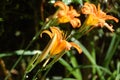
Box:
[81,2,97,15]
[102,15,119,23]
[41,30,53,38]
[104,23,114,32]
[69,42,82,54]
[68,6,80,17]
[54,1,68,17]
[58,16,70,23]
[54,1,69,12]
[37,34,57,63]
[50,39,59,55]
[85,14,99,26]
[50,40,67,55]
[70,18,81,28]
[50,27,63,40]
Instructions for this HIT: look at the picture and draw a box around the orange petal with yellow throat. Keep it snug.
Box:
[50,40,67,55]
[58,16,70,23]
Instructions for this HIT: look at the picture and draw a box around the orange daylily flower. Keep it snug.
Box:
[54,1,81,28]
[81,2,119,32]
[41,27,82,55]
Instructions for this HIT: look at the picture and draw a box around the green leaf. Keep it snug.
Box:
[71,37,105,80]
[66,51,82,80]
[59,58,81,80]
[63,78,76,80]
[71,37,95,64]
[62,0,72,5]
[103,33,120,68]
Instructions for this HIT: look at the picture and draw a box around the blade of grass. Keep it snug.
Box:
[59,58,82,80]
[90,42,96,75]
[66,51,82,80]
[71,37,105,80]
[103,33,120,68]
[116,61,120,80]
[71,38,95,65]
[77,65,112,75]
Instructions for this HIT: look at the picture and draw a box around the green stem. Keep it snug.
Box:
[31,51,66,79]
[91,42,97,76]
[44,51,66,70]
